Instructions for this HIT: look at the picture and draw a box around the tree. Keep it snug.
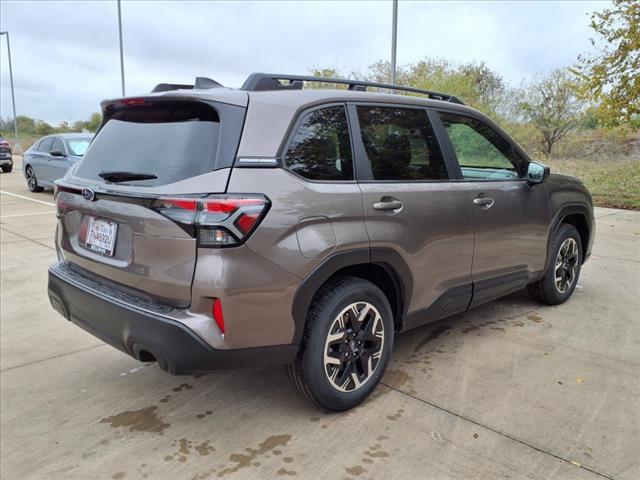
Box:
[572,0,639,125]
[86,112,102,132]
[519,69,585,156]
[34,120,54,136]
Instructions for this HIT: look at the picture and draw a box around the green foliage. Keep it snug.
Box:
[310,58,513,122]
[519,69,585,156]
[572,0,640,126]
[0,113,101,138]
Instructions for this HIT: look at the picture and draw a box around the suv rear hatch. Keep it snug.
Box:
[55,95,247,308]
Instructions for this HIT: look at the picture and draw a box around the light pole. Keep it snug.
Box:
[390,0,398,87]
[0,31,18,142]
[117,0,125,96]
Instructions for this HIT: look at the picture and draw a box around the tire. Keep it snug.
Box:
[287,276,394,411]
[1,165,12,173]
[528,223,582,305]
[25,166,44,192]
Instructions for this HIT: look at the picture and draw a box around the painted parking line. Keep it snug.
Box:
[0,190,55,207]
[1,211,56,219]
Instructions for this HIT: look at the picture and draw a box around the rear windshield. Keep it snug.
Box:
[67,138,92,156]
[75,100,244,186]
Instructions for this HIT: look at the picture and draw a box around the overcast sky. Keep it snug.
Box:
[1,0,608,125]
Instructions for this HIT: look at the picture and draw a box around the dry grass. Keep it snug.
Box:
[546,157,640,210]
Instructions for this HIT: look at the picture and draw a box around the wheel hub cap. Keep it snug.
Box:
[323,301,385,393]
[555,237,578,293]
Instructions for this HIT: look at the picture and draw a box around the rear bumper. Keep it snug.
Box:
[47,262,298,374]
[0,157,12,166]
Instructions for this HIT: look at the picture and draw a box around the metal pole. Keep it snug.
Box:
[117,0,126,96]
[0,31,18,141]
[390,0,398,86]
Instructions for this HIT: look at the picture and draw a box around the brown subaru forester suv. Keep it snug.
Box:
[48,73,594,411]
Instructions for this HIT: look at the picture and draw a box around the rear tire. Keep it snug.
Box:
[528,223,582,305]
[287,276,394,411]
[26,166,44,192]
[1,165,11,173]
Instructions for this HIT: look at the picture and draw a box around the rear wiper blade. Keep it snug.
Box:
[98,171,158,182]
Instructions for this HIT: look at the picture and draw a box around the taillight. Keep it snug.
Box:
[151,195,269,247]
[212,298,225,334]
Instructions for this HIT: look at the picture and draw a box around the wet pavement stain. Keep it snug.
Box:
[196,410,213,419]
[382,369,411,388]
[159,395,171,404]
[100,406,170,434]
[309,416,320,422]
[276,467,297,476]
[462,325,481,333]
[283,457,294,463]
[195,441,216,456]
[527,312,543,323]
[173,383,194,392]
[386,408,404,421]
[345,465,366,476]
[165,438,216,461]
[112,473,125,480]
[364,449,390,458]
[413,325,452,352]
[216,434,292,477]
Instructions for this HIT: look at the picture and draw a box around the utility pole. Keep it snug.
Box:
[0,31,18,142]
[117,0,126,96]
[390,0,398,87]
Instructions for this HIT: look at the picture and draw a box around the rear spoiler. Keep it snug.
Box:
[150,77,222,93]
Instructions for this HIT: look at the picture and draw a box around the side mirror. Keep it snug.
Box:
[526,161,550,185]
[50,149,65,157]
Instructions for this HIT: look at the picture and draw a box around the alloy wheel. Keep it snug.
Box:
[26,167,37,190]
[323,301,384,392]
[555,237,579,293]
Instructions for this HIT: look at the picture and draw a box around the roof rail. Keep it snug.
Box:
[241,73,464,105]
[151,76,223,93]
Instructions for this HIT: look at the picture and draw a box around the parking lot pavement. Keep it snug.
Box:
[1,155,639,480]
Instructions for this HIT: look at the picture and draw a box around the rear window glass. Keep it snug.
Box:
[284,105,354,181]
[67,138,92,156]
[75,100,243,186]
[39,137,54,152]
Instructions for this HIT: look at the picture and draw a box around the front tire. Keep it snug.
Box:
[287,276,394,411]
[1,165,12,173]
[25,166,44,192]
[528,223,582,305]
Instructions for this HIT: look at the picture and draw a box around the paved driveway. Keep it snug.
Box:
[1,156,639,480]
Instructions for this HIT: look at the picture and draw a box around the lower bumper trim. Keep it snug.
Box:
[48,262,298,374]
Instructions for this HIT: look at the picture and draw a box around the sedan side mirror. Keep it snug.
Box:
[526,161,550,185]
[50,149,65,157]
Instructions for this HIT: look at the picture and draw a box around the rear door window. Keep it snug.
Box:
[39,137,54,153]
[75,100,245,186]
[283,105,354,181]
[356,106,448,181]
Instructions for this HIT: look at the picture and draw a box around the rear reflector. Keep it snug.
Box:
[213,298,225,334]
[151,195,269,247]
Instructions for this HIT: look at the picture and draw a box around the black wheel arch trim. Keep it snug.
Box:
[545,203,593,273]
[291,248,413,344]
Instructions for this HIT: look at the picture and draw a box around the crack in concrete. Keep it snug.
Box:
[0,226,55,251]
[1,344,105,372]
[380,383,617,480]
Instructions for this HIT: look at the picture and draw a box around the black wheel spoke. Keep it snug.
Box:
[323,301,385,393]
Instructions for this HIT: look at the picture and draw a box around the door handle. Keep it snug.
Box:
[373,200,403,211]
[473,196,495,208]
